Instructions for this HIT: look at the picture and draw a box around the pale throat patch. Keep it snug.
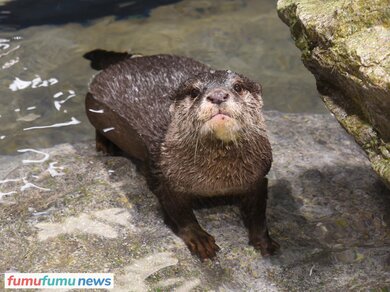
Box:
[201,117,241,142]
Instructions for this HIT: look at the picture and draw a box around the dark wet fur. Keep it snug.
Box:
[85,50,279,260]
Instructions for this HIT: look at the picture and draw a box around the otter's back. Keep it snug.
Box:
[86,54,210,160]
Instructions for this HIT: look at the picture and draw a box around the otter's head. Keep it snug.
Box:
[169,70,265,143]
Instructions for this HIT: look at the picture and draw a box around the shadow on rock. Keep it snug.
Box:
[267,164,390,291]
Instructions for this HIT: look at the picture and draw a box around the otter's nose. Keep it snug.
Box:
[207,90,230,105]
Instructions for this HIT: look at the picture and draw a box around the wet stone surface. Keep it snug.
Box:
[0,111,389,291]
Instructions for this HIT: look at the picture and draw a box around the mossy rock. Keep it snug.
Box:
[277,0,390,188]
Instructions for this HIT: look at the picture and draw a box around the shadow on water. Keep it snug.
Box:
[0,0,181,29]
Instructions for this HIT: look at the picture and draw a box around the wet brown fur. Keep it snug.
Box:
[85,51,279,260]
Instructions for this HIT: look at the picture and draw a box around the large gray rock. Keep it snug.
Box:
[0,112,389,291]
[277,0,390,188]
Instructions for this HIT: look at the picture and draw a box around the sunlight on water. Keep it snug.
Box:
[17,148,49,163]
[9,75,58,91]
[0,34,85,157]
[23,117,81,131]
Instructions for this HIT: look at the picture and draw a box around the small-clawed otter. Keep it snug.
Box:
[84,50,279,260]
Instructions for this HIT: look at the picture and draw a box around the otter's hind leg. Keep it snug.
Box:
[157,186,220,261]
[241,177,280,256]
[95,130,123,156]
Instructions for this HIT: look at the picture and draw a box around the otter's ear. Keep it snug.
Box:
[169,85,185,101]
[243,77,262,96]
[237,74,262,95]
[169,91,179,101]
[169,78,197,101]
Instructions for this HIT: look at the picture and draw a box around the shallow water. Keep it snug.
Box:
[0,0,326,155]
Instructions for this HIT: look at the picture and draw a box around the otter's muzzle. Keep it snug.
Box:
[206,89,230,105]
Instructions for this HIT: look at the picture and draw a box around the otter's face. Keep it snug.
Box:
[170,70,264,143]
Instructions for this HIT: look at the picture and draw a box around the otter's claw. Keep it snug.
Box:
[250,236,280,256]
[178,226,220,261]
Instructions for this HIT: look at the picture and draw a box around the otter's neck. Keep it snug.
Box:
[159,129,272,196]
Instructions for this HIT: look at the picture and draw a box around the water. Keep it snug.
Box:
[0,0,326,155]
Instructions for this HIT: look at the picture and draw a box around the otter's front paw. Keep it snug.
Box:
[249,236,280,257]
[178,225,220,261]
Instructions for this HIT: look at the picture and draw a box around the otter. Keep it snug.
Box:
[84,50,279,260]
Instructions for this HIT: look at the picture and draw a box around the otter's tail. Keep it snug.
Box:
[83,49,132,70]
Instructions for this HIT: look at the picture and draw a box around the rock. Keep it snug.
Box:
[0,112,389,291]
[277,0,390,188]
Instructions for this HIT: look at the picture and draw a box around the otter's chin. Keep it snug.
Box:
[200,114,241,142]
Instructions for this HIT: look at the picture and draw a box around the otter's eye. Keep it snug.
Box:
[190,88,200,99]
[233,83,243,93]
